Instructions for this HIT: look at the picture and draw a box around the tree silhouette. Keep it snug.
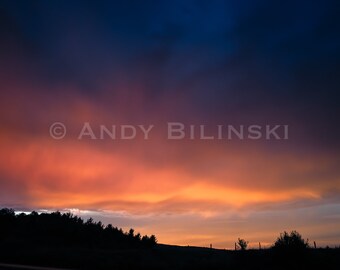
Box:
[273,230,309,251]
[237,238,248,250]
[0,208,157,249]
[128,228,135,238]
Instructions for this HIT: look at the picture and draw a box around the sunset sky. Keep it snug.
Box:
[1,0,340,248]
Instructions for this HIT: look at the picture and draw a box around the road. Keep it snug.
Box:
[0,263,72,270]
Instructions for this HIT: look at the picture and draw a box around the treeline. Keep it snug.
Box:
[0,208,157,249]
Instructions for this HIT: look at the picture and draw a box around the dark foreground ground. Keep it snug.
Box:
[1,244,340,270]
[0,263,69,270]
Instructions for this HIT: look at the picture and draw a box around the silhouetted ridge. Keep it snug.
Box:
[0,208,157,249]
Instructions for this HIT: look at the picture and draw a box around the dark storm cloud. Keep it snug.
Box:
[1,0,339,144]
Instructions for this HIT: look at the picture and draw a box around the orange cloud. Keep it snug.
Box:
[1,80,340,248]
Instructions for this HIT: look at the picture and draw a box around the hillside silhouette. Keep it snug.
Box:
[0,208,156,249]
[1,208,340,270]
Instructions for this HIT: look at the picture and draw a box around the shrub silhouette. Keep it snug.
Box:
[273,230,309,251]
[237,238,248,250]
